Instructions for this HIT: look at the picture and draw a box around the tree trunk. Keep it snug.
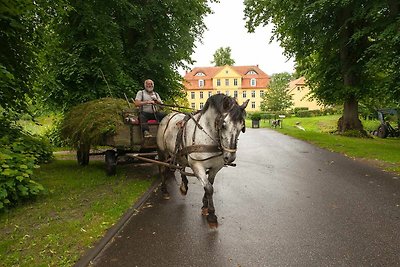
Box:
[337,6,364,133]
[337,94,363,133]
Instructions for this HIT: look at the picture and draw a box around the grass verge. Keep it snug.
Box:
[0,158,156,266]
[248,115,400,175]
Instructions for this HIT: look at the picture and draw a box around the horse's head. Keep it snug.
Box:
[215,98,249,164]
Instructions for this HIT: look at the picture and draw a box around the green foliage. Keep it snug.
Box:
[44,117,67,148]
[38,0,216,111]
[61,98,129,148]
[249,112,262,121]
[296,110,312,117]
[0,0,37,114]
[0,119,52,211]
[293,107,309,115]
[244,0,400,131]
[211,47,236,66]
[261,72,293,111]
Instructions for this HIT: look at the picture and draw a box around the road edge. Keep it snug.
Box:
[73,178,161,267]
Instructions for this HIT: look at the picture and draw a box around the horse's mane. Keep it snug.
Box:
[201,94,245,123]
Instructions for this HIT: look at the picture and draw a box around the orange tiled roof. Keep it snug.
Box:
[183,65,270,90]
[288,77,306,90]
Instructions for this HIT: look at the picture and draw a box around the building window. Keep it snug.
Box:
[191,103,195,109]
[200,91,203,99]
[234,91,238,98]
[217,79,221,86]
[195,72,205,76]
[200,102,204,109]
[191,92,195,99]
[225,91,229,96]
[225,79,229,86]
[198,79,204,87]
[251,78,257,86]
[234,79,238,86]
[208,91,212,98]
[251,90,256,98]
[260,90,264,97]
[242,91,247,98]
[246,70,257,75]
[251,102,256,109]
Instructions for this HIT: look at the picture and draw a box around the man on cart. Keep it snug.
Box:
[134,79,166,137]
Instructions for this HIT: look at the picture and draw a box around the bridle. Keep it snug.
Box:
[214,113,239,154]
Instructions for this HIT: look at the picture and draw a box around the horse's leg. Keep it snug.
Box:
[204,167,222,226]
[179,173,189,195]
[157,150,170,200]
[192,164,219,227]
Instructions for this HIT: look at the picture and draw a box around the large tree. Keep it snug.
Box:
[211,47,235,66]
[244,0,400,133]
[261,72,293,112]
[39,0,216,110]
[1,0,38,115]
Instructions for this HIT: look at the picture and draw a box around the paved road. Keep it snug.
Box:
[91,128,400,266]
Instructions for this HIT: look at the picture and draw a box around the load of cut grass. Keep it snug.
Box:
[61,98,136,147]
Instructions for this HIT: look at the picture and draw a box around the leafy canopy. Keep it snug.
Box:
[261,72,293,112]
[211,47,236,66]
[38,0,217,110]
[244,0,399,132]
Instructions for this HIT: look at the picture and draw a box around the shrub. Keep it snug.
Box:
[249,112,262,121]
[0,120,52,211]
[297,110,312,117]
[294,107,309,115]
[44,117,68,148]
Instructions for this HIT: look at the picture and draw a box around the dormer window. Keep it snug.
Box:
[246,70,258,75]
[195,72,205,76]
[250,78,257,86]
[198,79,204,87]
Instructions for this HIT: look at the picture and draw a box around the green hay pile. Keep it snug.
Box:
[61,98,136,147]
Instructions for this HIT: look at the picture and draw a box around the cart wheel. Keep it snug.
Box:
[77,145,90,166]
[105,150,117,176]
[377,124,388,138]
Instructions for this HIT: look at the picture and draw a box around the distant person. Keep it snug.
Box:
[134,79,166,137]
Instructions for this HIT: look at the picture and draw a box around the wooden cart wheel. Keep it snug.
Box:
[105,149,117,176]
[77,144,90,165]
[377,124,388,138]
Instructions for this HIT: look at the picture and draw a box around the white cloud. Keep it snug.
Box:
[188,0,295,76]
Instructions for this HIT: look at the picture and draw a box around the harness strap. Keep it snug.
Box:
[170,113,191,167]
[192,112,202,145]
[178,145,221,156]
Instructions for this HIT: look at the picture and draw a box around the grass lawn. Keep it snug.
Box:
[0,157,157,266]
[247,115,400,174]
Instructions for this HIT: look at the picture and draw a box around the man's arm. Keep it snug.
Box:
[134,99,155,107]
[133,91,155,107]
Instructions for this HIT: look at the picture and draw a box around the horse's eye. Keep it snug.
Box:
[222,121,227,129]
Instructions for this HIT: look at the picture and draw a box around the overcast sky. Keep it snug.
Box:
[188,0,295,76]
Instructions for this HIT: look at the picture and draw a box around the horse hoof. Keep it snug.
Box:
[162,193,170,200]
[179,186,188,196]
[201,208,208,216]
[208,221,218,228]
[207,214,218,227]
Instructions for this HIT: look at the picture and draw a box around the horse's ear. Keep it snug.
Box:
[240,99,250,110]
[242,125,246,133]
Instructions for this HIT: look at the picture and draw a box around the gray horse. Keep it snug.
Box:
[157,94,249,227]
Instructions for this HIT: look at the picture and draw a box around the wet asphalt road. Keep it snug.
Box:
[91,128,400,267]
